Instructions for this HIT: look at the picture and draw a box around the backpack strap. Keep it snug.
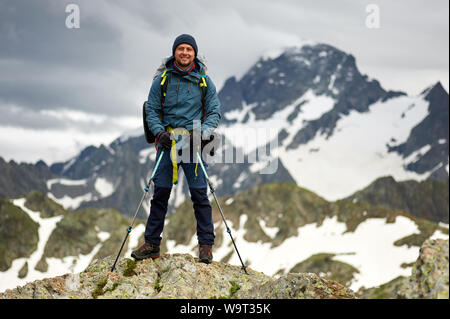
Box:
[160,69,169,110]
[151,69,170,149]
[199,72,207,122]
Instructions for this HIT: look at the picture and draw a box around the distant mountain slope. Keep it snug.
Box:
[0,191,142,292]
[46,134,295,217]
[343,176,449,223]
[388,82,449,180]
[0,157,53,198]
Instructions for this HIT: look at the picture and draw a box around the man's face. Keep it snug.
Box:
[174,43,195,68]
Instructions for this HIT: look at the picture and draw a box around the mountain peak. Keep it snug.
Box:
[111,127,143,145]
[421,81,449,100]
[219,40,388,133]
[420,81,446,96]
[0,253,356,299]
[260,38,318,61]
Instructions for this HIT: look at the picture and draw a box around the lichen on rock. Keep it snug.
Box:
[398,239,449,299]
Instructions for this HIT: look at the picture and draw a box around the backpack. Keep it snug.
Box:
[143,67,208,144]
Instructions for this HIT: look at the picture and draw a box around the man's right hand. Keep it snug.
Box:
[156,131,173,150]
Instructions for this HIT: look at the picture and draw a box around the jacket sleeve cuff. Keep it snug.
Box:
[151,126,165,136]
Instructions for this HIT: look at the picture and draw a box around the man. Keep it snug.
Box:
[132,34,221,264]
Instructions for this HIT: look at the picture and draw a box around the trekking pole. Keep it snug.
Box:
[110,150,165,272]
[196,152,248,275]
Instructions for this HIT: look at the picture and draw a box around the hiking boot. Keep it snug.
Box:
[131,242,160,260]
[199,244,213,264]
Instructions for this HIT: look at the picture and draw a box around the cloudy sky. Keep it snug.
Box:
[0,0,448,164]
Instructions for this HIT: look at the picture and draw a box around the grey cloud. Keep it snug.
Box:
[0,0,167,117]
[0,0,448,129]
[0,104,66,130]
[0,0,123,69]
[0,59,139,116]
[0,102,134,134]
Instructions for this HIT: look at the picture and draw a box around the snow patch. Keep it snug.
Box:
[279,94,431,201]
[404,144,431,165]
[124,224,146,258]
[281,90,335,147]
[225,198,234,205]
[438,222,449,229]
[47,192,93,210]
[224,102,256,122]
[173,173,186,208]
[249,160,269,173]
[139,147,156,164]
[429,229,449,241]
[0,199,63,292]
[233,172,247,189]
[62,157,77,175]
[222,90,335,154]
[46,178,87,190]
[258,218,279,238]
[94,177,115,198]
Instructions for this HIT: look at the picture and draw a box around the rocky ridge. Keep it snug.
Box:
[0,253,356,299]
[1,238,448,299]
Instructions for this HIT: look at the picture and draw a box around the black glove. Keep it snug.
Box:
[156,131,172,150]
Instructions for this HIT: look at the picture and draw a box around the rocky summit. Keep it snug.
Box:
[0,253,355,299]
[1,239,448,299]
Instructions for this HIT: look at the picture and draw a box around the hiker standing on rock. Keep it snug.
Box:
[132,34,221,264]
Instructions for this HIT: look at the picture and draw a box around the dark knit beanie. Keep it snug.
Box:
[172,34,198,57]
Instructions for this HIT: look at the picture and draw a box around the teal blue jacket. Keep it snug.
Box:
[145,56,221,138]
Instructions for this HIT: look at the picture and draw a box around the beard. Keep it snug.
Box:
[176,57,193,69]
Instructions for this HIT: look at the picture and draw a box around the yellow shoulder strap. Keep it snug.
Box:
[160,69,168,86]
